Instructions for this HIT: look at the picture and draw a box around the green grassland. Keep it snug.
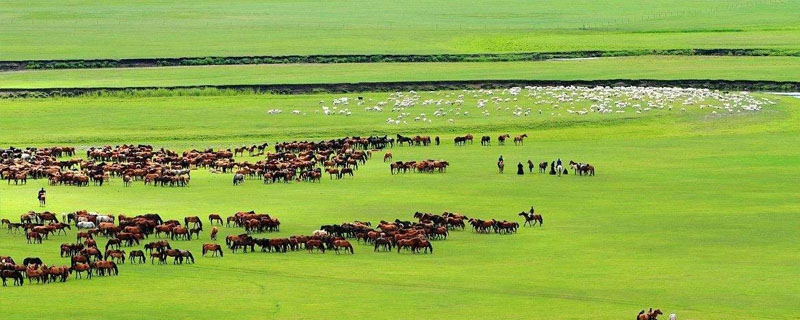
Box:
[1,56,799,89]
[1,0,800,59]
[0,92,798,319]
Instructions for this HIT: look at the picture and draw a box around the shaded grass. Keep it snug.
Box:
[2,56,800,89]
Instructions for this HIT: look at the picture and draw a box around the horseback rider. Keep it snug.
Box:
[498,155,504,163]
[529,206,535,214]
[37,188,46,207]
[556,158,562,168]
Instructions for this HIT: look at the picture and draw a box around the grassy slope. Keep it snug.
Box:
[0,93,798,319]
[1,0,799,59]
[2,56,800,89]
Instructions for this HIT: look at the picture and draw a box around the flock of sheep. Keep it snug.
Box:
[265,86,774,125]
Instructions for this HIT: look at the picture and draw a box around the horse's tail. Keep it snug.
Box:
[540,216,543,225]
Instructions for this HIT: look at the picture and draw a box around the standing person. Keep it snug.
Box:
[527,160,534,173]
[517,162,524,175]
[37,188,46,207]
[435,136,440,146]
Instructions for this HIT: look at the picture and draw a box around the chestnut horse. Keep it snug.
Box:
[208,214,223,225]
[513,134,528,145]
[202,243,223,257]
[332,240,354,254]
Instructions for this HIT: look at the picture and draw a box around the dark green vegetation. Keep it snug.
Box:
[0,92,798,319]
[2,57,800,90]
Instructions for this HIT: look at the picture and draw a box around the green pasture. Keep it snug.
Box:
[2,56,799,89]
[0,92,798,319]
[1,0,799,59]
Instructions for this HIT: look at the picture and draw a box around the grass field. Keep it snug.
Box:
[0,91,798,319]
[2,56,800,89]
[2,0,800,59]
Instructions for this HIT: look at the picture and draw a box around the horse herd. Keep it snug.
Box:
[389,160,449,174]
[1,208,544,287]
[1,136,390,189]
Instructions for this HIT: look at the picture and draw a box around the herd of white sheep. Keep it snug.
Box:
[265,86,775,125]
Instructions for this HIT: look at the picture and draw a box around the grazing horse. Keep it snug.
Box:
[184,216,202,229]
[513,134,528,145]
[2,270,24,286]
[518,212,544,227]
[637,309,663,320]
[497,161,504,174]
[128,250,146,264]
[233,174,245,185]
[497,134,510,145]
[481,135,491,146]
[332,240,354,254]
[23,257,43,267]
[208,214,223,225]
[210,226,219,241]
[202,243,223,257]
[71,263,92,279]
[383,152,392,162]
[538,161,548,173]
[373,237,393,252]
[306,240,325,253]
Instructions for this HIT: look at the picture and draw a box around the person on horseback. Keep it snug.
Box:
[37,188,46,207]
[529,206,535,214]
[498,155,504,163]
[556,158,562,168]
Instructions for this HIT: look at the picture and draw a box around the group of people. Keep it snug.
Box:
[498,156,563,175]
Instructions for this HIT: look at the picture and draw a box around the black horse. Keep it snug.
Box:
[23,257,42,266]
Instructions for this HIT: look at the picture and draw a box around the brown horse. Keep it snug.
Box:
[210,226,219,241]
[383,152,392,162]
[202,243,223,257]
[208,214,223,225]
[513,134,528,146]
[128,250,146,264]
[636,309,663,320]
[518,212,544,227]
[332,240,354,254]
[71,263,92,279]
[306,240,325,253]
[497,161,505,174]
[498,134,510,145]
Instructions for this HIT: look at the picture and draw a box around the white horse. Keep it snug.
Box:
[312,230,328,237]
[77,221,95,229]
[96,215,114,223]
[557,164,564,177]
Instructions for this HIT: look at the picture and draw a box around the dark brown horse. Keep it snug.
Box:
[518,212,544,227]
[128,250,146,264]
[306,240,325,253]
[497,134,510,145]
